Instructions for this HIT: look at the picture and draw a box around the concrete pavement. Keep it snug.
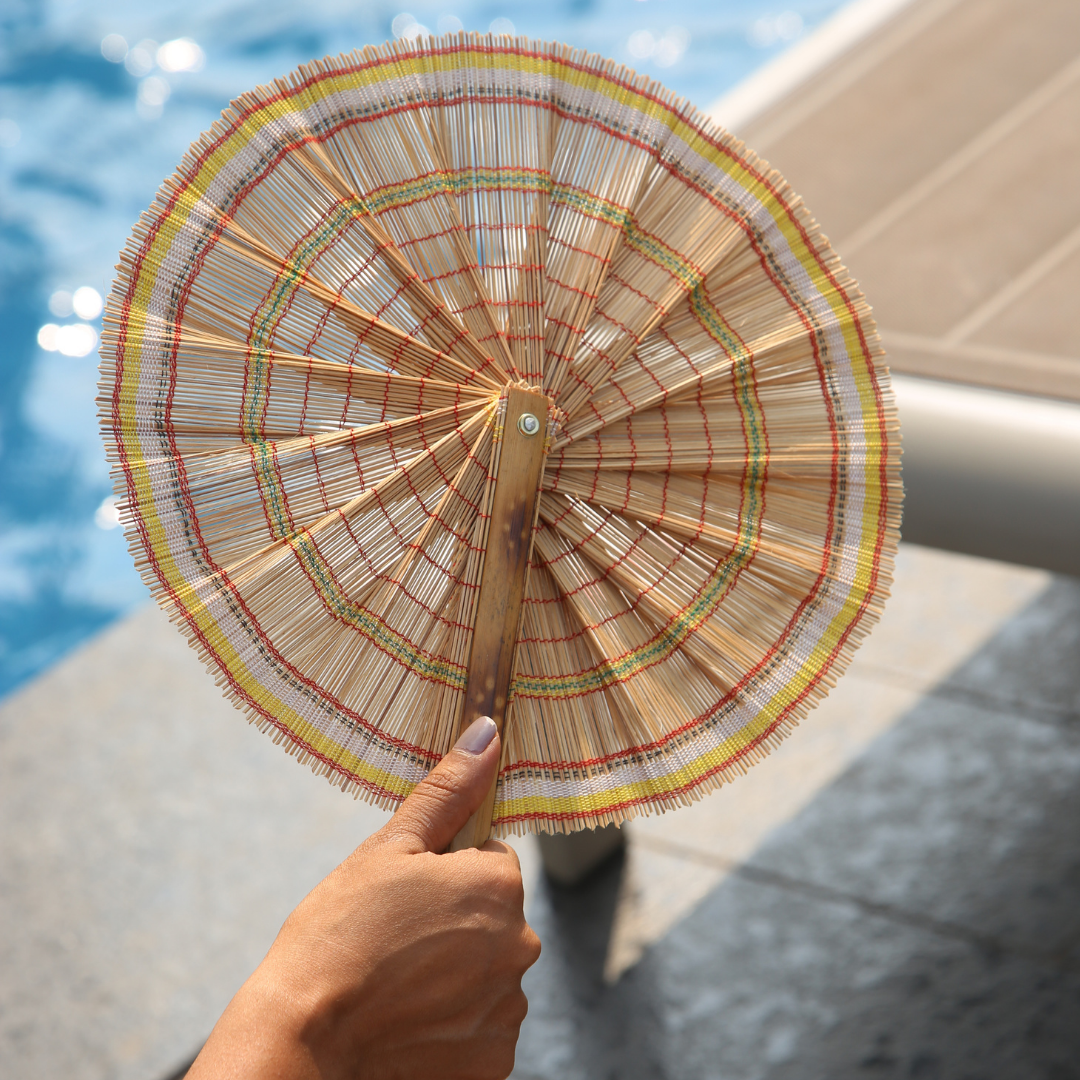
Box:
[514,549,1080,1079]
[3,543,1076,1079]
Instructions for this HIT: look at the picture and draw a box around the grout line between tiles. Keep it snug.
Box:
[848,663,1079,729]
[838,51,1080,255]
[738,0,965,148]
[943,220,1080,343]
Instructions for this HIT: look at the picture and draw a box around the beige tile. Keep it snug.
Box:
[969,243,1080,357]
[848,79,1080,335]
[747,0,1080,244]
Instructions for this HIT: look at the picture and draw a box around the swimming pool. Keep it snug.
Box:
[0,0,844,697]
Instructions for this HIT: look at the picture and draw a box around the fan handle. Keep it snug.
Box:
[449,386,549,851]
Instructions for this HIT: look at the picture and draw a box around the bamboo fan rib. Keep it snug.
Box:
[98,34,901,835]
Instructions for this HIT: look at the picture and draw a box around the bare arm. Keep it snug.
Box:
[186,717,541,1080]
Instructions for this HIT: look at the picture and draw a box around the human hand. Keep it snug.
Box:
[186,716,541,1080]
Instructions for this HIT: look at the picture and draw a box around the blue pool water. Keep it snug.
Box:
[0,0,843,698]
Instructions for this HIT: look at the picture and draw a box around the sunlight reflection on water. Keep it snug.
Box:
[0,0,841,696]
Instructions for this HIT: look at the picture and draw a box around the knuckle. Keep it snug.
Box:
[418,763,464,798]
[388,771,464,842]
[490,858,525,898]
[471,857,524,908]
[510,930,541,973]
[406,775,457,817]
[523,926,542,966]
[482,839,521,873]
[503,857,525,886]
[508,987,529,1026]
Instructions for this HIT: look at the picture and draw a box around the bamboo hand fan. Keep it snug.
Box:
[99,34,901,847]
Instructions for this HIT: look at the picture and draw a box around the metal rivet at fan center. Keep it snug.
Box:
[517,412,541,437]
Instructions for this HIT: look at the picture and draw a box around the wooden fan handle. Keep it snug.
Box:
[450,386,549,851]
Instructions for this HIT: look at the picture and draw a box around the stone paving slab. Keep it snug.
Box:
[0,606,392,1080]
[1,543,1060,1080]
[939,575,1080,720]
[599,544,1048,979]
[512,571,1080,1080]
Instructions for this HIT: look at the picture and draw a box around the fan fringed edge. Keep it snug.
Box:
[98,33,902,834]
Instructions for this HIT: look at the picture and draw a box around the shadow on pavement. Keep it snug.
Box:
[513,576,1080,1079]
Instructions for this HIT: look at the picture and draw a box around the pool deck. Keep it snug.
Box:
[3,542,1077,1080]
[2,1,1079,1077]
[736,0,1080,404]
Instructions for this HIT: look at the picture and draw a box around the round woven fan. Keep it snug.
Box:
[99,34,901,844]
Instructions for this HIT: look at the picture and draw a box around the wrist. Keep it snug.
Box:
[186,960,321,1080]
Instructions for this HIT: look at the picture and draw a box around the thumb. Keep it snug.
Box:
[381,717,500,853]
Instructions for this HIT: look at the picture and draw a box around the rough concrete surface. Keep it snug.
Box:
[511,571,1080,1080]
[2,544,1076,1080]
[0,604,393,1079]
